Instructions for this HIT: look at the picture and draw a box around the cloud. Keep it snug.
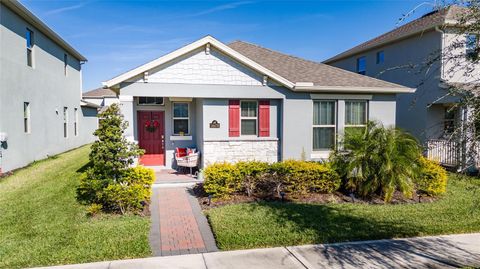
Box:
[44,2,86,16]
[186,1,254,17]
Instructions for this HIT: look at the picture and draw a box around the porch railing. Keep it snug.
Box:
[427,139,480,168]
[426,139,460,167]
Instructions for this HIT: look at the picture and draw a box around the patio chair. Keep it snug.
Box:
[175,147,200,176]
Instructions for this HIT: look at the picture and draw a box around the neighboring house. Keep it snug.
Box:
[82,87,119,109]
[324,6,479,168]
[103,35,413,169]
[0,0,98,173]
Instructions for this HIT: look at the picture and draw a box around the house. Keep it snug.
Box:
[324,6,479,168]
[0,0,98,173]
[82,87,119,110]
[102,36,413,169]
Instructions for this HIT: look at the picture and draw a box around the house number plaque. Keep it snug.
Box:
[209,120,220,128]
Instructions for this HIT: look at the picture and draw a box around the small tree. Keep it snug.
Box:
[331,122,422,202]
[90,103,144,181]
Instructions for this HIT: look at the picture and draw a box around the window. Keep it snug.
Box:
[466,34,479,61]
[63,107,68,138]
[345,101,368,135]
[444,107,456,135]
[240,100,257,136]
[173,103,189,135]
[74,108,78,136]
[138,97,164,105]
[376,51,384,64]
[64,54,68,76]
[356,56,366,75]
[26,28,34,67]
[313,101,336,150]
[24,102,30,133]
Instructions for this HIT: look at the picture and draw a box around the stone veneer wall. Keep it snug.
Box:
[203,140,279,165]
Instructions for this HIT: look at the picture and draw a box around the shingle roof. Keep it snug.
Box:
[228,41,406,89]
[83,87,117,98]
[324,5,468,63]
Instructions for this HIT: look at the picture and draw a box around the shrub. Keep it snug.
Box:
[203,163,240,197]
[330,121,422,202]
[236,161,269,197]
[415,157,448,196]
[76,104,151,215]
[203,160,340,198]
[271,160,340,196]
[86,203,103,217]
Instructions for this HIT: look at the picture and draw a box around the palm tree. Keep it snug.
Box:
[331,121,422,202]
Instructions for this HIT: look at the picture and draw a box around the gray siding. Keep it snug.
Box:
[328,30,455,143]
[0,3,96,172]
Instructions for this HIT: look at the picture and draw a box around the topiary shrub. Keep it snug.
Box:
[76,104,151,215]
[203,163,240,197]
[415,157,448,196]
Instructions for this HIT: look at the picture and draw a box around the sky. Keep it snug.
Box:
[21,0,439,92]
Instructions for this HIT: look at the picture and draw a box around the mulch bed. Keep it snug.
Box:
[192,183,438,210]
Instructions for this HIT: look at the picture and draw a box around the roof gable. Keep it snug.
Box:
[126,46,267,86]
[103,36,294,89]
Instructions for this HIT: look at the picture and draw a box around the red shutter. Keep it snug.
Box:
[258,100,270,137]
[229,100,240,137]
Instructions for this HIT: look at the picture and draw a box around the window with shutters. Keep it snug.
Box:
[240,100,258,136]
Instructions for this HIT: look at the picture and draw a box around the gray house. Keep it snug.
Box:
[103,36,412,169]
[324,6,479,168]
[0,0,98,173]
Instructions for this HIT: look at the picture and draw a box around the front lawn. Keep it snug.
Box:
[206,174,480,250]
[0,146,151,269]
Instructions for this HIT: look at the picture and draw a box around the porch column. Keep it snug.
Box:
[119,95,135,139]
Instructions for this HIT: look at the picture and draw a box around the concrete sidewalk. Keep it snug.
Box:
[33,233,480,269]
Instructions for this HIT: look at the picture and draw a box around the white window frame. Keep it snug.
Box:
[24,102,31,134]
[63,107,68,138]
[74,107,78,136]
[345,100,369,128]
[138,97,164,106]
[312,100,337,152]
[240,100,258,136]
[443,106,456,136]
[172,102,189,135]
[26,28,34,68]
[466,33,479,61]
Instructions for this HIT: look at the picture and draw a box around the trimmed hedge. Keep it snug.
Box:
[415,157,448,196]
[203,160,341,198]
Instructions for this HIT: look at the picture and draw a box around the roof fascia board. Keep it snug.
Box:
[102,36,295,89]
[293,85,416,93]
[1,0,87,61]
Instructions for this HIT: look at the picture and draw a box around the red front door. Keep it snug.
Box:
[137,111,165,166]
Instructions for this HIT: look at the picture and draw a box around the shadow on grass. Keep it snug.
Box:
[76,161,93,173]
[247,201,422,244]
[242,202,480,267]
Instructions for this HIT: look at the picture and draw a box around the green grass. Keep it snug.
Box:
[0,146,151,269]
[206,175,480,250]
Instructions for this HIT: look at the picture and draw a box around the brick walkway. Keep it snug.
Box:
[150,185,218,256]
